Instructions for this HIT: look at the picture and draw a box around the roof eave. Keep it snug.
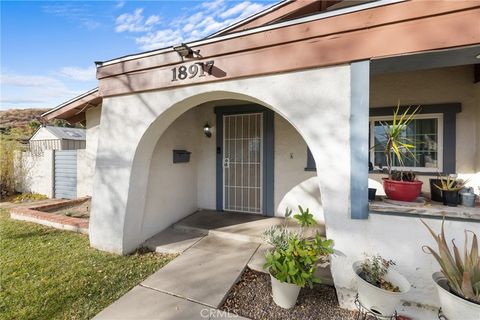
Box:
[42,88,101,123]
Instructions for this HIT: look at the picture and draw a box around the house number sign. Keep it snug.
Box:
[171,60,215,81]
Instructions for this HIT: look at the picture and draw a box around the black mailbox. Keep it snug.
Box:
[173,150,191,163]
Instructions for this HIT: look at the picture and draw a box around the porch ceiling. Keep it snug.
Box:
[371,45,480,75]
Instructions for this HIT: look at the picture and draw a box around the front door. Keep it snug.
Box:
[223,113,263,214]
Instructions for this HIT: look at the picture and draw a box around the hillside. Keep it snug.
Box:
[0,108,50,130]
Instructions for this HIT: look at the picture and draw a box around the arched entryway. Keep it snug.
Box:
[138,100,326,243]
[89,66,354,291]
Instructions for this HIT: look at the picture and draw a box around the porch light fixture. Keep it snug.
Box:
[172,43,199,58]
[203,123,212,138]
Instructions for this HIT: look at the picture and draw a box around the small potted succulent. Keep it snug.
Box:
[422,220,480,319]
[353,254,411,316]
[376,103,423,202]
[263,207,334,309]
[433,175,468,207]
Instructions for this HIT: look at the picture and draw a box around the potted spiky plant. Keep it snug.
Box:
[377,103,423,202]
[433,175,468,207]
[422,220,480,320]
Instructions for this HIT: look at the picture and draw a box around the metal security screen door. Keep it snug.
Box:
[223,113,263,213]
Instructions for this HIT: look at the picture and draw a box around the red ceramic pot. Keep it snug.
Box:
[382,178,423,202]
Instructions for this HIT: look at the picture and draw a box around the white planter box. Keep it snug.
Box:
[353,261,410,316]
[433,272,480,320]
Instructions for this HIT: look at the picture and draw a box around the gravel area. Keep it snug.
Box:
[221,268,358,320]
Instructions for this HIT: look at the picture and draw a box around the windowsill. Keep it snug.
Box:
[369,170,443,176]
[369,198,480,222]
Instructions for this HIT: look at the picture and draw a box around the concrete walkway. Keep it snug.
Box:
[94,210,330,319]
[95,234,255,319]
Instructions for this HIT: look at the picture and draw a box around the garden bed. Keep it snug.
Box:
[10,197,91,234]
[220,268,358,320]
[44,198,91,218]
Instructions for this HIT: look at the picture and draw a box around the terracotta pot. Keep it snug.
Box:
[382,178,423,202]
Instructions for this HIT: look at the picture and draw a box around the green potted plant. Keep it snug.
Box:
[352,254,411,316]
[433,175,468,207]
[376,103,423,202]
[263,207,334,309]
[422,220,480,319]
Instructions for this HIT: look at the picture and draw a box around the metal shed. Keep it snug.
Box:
[29,126,86,154]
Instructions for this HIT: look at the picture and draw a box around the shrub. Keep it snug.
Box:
[0,126,33,197]
[263,206,334,288]
[13,193,48,203]
[359,254,400,292]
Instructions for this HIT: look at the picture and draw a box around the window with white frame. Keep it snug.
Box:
[369,114,443,172]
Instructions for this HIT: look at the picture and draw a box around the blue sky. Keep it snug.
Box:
[0,0,277,110]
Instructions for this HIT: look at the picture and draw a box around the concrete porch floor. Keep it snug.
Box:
[173,209,326,242]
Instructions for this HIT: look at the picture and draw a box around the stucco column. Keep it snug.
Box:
[88,98,146,254]
[350,61,370,219]
[326,61,371,309]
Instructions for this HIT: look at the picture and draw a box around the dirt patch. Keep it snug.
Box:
[221,268,358,320]
[45,199,91,219]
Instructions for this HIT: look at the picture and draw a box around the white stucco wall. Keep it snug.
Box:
[142,110,199,240]
[195,103,218,210]
[333,214,479,318]
[90,65,351,256]
[77,105,101,197]
[17,150,54,198]
[143,103,323,237]
[274,115,323,226]
[89,63,480,317]
[369,65,480,195]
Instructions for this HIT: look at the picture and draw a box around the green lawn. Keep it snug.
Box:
[0,208,175,320]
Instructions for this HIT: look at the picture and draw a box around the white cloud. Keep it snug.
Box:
[42,3,101,30]
[220,1,252,19]
[116,1,125,9]
[1,74,64,88]
[0,73,85,109]
[115,8,160,33]
[125,0,271,51]
[136,29,184,51]
[201,0,226,11]
[58,66,96,82]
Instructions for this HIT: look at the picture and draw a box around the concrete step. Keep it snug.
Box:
[173,223,264,243]
[172,210,325,244]
[143,227,205,254]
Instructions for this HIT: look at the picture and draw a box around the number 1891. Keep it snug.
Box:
[171,60,214,81]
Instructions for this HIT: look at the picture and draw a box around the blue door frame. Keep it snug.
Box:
[214,105,274,216]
